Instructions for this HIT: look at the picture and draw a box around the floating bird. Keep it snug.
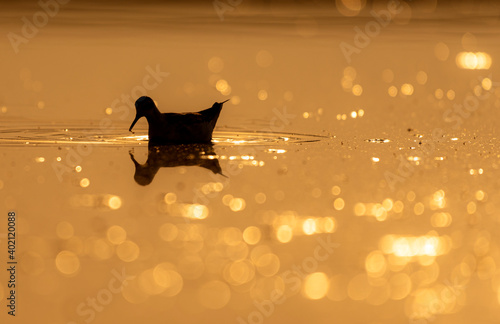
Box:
[129,96,229,144]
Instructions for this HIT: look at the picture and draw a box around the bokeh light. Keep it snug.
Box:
[116,240,140,262]
[79,178,90,188]
[208,56,224,73]
[456,52,492,69]
[434,42,449,61]
[107,225,127,245]
[243,226,261,245]
[303,272,329,300]
[55,251,80,276]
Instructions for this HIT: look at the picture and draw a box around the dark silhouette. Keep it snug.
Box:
[129,144,224,186]
[129,96,229,145]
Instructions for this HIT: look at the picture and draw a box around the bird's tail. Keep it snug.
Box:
[199,99,230,127]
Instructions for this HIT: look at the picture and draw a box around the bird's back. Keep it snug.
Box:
[139,100,225,145]
[149,107,222,144]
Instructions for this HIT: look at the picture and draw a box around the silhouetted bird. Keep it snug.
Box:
[129,96,229,144]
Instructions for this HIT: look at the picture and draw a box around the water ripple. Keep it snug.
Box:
[0,125,328,147]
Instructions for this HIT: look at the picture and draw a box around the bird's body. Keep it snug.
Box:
[129,96,229,144]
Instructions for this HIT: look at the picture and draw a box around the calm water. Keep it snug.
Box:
[2,1,500,323]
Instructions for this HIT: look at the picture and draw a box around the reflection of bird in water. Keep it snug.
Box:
[129,144,224,186]
[129,96,229,144]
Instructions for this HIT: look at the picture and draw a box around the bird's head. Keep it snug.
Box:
[129,96,157,132]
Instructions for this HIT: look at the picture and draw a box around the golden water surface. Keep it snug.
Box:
[1,1,500,323]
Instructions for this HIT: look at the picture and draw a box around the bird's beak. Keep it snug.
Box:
[129,114,141,132]
[220,99,230,104]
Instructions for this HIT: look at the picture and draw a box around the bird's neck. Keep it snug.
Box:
[145,107,162,124]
